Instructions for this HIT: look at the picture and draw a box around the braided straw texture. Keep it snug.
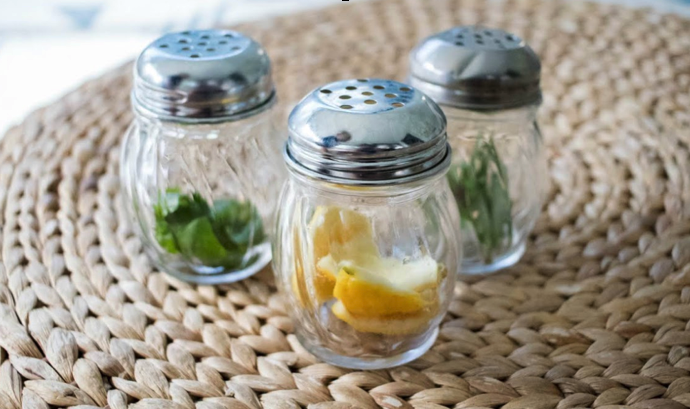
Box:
[2,0,690,408]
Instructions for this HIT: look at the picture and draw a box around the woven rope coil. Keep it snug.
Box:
[1,0,690,408]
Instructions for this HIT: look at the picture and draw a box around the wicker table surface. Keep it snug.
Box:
[1,0,690,408]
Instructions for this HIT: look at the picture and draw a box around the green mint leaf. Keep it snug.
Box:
[153,189,264,270]
[154,188,183,253]
[164,192,210,226]
[212,199,266,249]
[171,216,230,266]
[163,188,182,213]
[154,205,179,253]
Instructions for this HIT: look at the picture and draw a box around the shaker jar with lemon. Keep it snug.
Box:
[273,79,460,369]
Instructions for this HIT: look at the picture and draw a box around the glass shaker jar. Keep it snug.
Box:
[408,26,547,274]
[273,79,460,369]
[121,30,284,284]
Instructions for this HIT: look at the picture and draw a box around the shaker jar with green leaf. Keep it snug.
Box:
[154,189,266,270]
[121,30,284,284]
[409,26,547,274]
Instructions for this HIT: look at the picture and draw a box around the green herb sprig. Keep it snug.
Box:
[154,188,265,269]
[447,138,513,263]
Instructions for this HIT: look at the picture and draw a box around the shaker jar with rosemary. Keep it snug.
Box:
[121,30,284,284]
[409,26,547,274]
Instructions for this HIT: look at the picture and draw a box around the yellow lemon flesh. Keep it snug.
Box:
[321,255,441,292]
[332,256,442,309]
[330,261,441,335]
[332,301,432,336]
[333,266,429,316]
[291,266,307,305]
[309,206,378,261]
[308,206,379,300]
[292,205,443,335]
[292,264,336,307]
[290,228,309,306]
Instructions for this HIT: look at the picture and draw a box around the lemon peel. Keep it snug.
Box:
[296,205,444,336]
[332,301,432,336]
[333,266,428,316]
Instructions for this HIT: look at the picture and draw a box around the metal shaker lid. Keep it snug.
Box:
[285,78,451,186]
[133,29,275,122]
[408,26,542,110]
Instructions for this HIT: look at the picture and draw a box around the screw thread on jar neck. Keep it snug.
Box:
[443,103,539,123]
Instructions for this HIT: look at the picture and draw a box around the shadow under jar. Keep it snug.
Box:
[121,30,284,284]
[409,26,548,274]
[274,79,460,370]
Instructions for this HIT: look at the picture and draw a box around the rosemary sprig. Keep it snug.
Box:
[446,137,513,263]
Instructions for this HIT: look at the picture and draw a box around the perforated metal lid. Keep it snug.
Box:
[408,26,542,110]
[133,29,275,122]
[285,79,451,186]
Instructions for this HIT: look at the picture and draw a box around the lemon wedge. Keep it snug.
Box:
[307,206,379,300]
[291,267,307,305]
[308,206,378,261]
[290,228,309,306]
[332,301,432,336]
[329,256,442,335]
[322,256,441,292]
[294,205,444,336]
[333,266,429,316]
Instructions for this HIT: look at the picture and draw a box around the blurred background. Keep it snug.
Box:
[1,0,689,136]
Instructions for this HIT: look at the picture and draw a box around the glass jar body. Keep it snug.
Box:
[120,108,284,284]
[273,173,460,369]
[443,104,547,274]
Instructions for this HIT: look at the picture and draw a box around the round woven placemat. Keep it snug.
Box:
[2,0,690,408]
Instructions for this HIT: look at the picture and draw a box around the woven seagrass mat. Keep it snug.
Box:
[2,0,690,408]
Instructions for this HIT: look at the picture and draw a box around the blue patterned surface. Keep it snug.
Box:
[57,4,103,30]
[1,0,689,32]
[0,0,348,32]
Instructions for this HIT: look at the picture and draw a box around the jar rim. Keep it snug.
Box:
[132,29,276,122]
[408,26,542,111]
[132,90,277,124]
[283,143,452,188]
[284,79,450,186]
